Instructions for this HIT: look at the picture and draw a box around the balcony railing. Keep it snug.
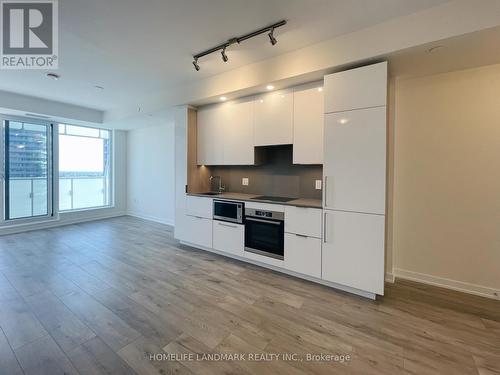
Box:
[59,176,109,211]
[8,177,109,219]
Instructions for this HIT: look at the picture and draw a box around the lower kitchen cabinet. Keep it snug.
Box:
[322,210,385,295]
[284,233,322,278]
[213,220,244,256]
[184,214,213,248]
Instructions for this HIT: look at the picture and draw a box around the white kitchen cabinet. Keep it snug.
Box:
[197,105,226,165]
[184,215,213,249]
[323,107,386,215]
[284,233,321,278]
[322,210,385,295]
[254,90,293,146]
[213,220,244,256]
[324,62,387,113]
[185,196,213,219]
[284,206,322,238]
[224,100,254,165]
[293,85,324,164]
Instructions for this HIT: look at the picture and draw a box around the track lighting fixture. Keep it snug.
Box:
[192,20,286,71]
[268,28,277,46]
[221,46,228,62]
[192,58,200,71]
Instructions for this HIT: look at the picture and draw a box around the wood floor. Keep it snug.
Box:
[0,217,499,375]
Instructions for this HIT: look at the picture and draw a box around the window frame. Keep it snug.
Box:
[57,123,114,212]
[0,115,55,226]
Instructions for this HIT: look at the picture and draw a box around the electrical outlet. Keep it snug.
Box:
[242,178,249,186]
[315,180,322,190]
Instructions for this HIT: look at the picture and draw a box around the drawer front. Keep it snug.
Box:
[186,196,213,219]
[284,233,321,278]
[244,201,285,212]
[284,206,322,238]
[213,221,244,256]
[184,215,212,248]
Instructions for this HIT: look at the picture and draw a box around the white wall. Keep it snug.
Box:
[390,63,500,299]
[127,122,175,225]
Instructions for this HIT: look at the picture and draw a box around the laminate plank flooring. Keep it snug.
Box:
[0,216,499,375]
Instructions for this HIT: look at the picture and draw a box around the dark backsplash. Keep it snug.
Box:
[210,145,323,199]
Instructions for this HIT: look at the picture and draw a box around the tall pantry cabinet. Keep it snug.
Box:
[321,62,387,296]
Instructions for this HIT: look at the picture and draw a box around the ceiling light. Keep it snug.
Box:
[192,58,200,71]
[266,85,274,90]
[16,144,25,149]
[221,47,228,63]
[46,72,60,80]
[219,96,227,101]
[339,118,349,125]
[268,28,277,46]
[318,87,323,92]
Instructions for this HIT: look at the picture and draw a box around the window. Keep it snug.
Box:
[2,120,53,220]
[58,124,111,211]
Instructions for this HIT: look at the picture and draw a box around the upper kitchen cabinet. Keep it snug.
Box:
[254,90,293,146]
[324,62,387,113]
[197,105,226,165]
[293,84,324,164]
[224,100,255,165]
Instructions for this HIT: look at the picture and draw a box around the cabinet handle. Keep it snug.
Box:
[323,212,327,243]
[218,222,237,229]
[324,176,328,207]
[194,216,204,219]
[295,233,308,238]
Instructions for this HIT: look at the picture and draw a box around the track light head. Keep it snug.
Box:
[268,28,277,46]
[192,58,200,71]
[221,47,228,63]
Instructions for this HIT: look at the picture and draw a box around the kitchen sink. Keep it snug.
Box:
[200,192,222,196]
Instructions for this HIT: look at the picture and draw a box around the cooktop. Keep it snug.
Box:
[251,195,296,203]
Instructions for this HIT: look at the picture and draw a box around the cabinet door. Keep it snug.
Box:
[284,233,321,278]
[224,101,254,165]
[213,221,244,256]
[323,107,386,215]
[324,62,387,113]
[185,196,213,219]
[322,210,384,295]
[284,206,322,238]
[254,91,293,146]
[197,105,225,165]
[184,215,213,248]
[293,86,324,164]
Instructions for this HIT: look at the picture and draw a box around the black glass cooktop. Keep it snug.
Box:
[251,196,296,203]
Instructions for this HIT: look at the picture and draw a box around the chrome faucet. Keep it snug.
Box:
[209,175,225,193]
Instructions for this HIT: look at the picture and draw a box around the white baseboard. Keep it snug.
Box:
[0,210,127,236]
[385,273,395,283]
[394,268,500,300]
[126,211,174,226]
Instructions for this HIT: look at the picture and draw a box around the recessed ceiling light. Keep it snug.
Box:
[318,87,323,92]
[94,85,104,90]
[46,72,60,80]
[427,45,445,53]
[339,118,349,125]
[16,144,25,149]
[266,85,274,90]
[219,96,227,101]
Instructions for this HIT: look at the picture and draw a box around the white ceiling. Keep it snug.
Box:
[0,0,448,113]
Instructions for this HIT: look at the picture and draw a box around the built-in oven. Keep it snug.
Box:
[244,208,284,260]
[213,200,244,224]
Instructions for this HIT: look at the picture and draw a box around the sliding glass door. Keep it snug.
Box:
[2,120,53,221]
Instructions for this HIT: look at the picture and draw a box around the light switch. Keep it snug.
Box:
[242,178,249,186]
[315,180,322,190]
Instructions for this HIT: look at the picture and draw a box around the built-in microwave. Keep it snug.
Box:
[213,200,244,224]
